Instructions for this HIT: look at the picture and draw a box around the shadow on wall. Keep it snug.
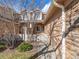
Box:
[29,16,79,59]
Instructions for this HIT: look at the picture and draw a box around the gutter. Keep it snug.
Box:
[54,0,66,59]
[43,0,75,25]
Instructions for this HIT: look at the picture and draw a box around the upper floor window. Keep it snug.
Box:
[21,12,30,21]
[20,10,43,21]
[24,13,28,20]
[34,11,42,20]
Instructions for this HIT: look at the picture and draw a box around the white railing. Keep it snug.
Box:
[20,11,45,23]
[19,33,49,43]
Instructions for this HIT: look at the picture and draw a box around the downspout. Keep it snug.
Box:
[53,0,66,59]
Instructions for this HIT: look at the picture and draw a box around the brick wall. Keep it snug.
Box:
[0,20,19,36]
[44,1,79,59]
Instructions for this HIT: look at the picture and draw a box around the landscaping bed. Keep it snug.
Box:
[17,42,33,52]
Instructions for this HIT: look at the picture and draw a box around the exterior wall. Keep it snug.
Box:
[0,20,19,36]
[44,15,62,59]
[65,2,79,59]
[44,1,79,59]
[0,6,20,36]
[0,6,14,20]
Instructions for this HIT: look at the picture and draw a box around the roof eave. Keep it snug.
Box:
[43,0,74,24]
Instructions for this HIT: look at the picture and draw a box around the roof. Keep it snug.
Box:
[43,0,75,24]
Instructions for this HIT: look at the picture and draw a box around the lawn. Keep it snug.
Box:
[0,49,32,59]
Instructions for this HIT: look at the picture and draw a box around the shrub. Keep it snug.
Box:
[17,42,33,52]
[1,33,23,49]
[0,42,6,48]
[0,42,6,52]
[0,42,5,45]
[0,45,5,48]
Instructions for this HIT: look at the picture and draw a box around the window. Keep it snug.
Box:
[37,26,40,32]
[34,11,42,20]
[36,25,44,32]
[21,12,29,21]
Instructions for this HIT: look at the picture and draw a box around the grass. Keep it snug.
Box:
[0,49,32,59]
[17,42,33,52]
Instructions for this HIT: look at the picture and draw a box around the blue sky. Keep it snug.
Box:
[0,0,51,13]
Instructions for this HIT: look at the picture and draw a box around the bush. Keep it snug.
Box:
[0,42,6,52]
[0,42,5,45]
[0,42,6,48]
[17,42,33,52]
[0,33,23,49]
[0,45,5,48]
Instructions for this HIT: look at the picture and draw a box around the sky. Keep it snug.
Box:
[0,0,51,13]
[42,2,51,13]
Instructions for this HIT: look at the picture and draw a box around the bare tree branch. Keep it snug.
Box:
[29,17,79,59]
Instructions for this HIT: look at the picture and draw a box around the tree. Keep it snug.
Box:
[29,17,79,59]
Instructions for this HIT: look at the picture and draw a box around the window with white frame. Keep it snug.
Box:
[34,11,42,20]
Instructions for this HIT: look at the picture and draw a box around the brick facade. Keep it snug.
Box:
[0,6,20,36]
[44,1,79,59]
